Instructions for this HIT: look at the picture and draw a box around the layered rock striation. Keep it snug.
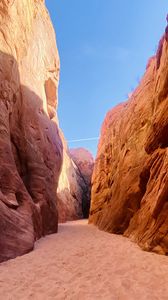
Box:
[0,0,63,262]
[90,26,168,254]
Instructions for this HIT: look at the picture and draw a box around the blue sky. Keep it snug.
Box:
[46,0,167,157]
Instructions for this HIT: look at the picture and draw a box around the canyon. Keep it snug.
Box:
[0,0,93,263]
[0,0,167,268]
[0,1,168,299]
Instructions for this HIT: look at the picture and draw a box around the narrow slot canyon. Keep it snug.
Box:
[0,1,168,299]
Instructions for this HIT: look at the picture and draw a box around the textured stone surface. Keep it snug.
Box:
[90,29,168,254]
[0,0,63,262]
[70,148,94,217]
[57,142,94,222]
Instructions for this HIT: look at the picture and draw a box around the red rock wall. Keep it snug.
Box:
[0,0,63,262]
[89,28,168,254]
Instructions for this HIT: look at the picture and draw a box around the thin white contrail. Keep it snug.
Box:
[68,137,99,143]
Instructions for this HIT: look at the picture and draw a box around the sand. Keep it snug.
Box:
[0,220,168,300]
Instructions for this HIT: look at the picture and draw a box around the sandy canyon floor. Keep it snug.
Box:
[0,220,168,300]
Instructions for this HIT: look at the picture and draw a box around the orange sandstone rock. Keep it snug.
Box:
[90,30,168,254]
[0,1,94,262]
[0,0,62,262]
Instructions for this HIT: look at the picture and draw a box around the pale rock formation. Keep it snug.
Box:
[57,142,94,222]
[90,27,168,254]
[57,134,83,222]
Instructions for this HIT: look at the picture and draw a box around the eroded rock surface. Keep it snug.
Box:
[70,148,94,218]
[90,28,168,254]
[57,143,94,222]
[0,0,62,262]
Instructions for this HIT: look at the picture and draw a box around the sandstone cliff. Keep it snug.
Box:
[70,148,94,218]
[90,26,168,254]
[0,0,94,262]
[57,144,94,222]
[0,0,62,262]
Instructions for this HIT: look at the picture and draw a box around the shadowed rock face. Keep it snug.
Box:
[0,0,94,262]
[0,0,63,262]
[90,29,168,254]
[70,148,94,218]
[57,134,83,223]
[57,143,94,222]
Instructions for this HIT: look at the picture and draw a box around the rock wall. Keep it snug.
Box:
[57,143,94,222]
[0,0,94,262]
[0,0,63,262]
[70,148,94,218]
[90,26,168,254]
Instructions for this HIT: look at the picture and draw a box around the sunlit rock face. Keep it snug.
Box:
[57,142,94,222]
[0,0,63,262]
[90,28,168,255]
